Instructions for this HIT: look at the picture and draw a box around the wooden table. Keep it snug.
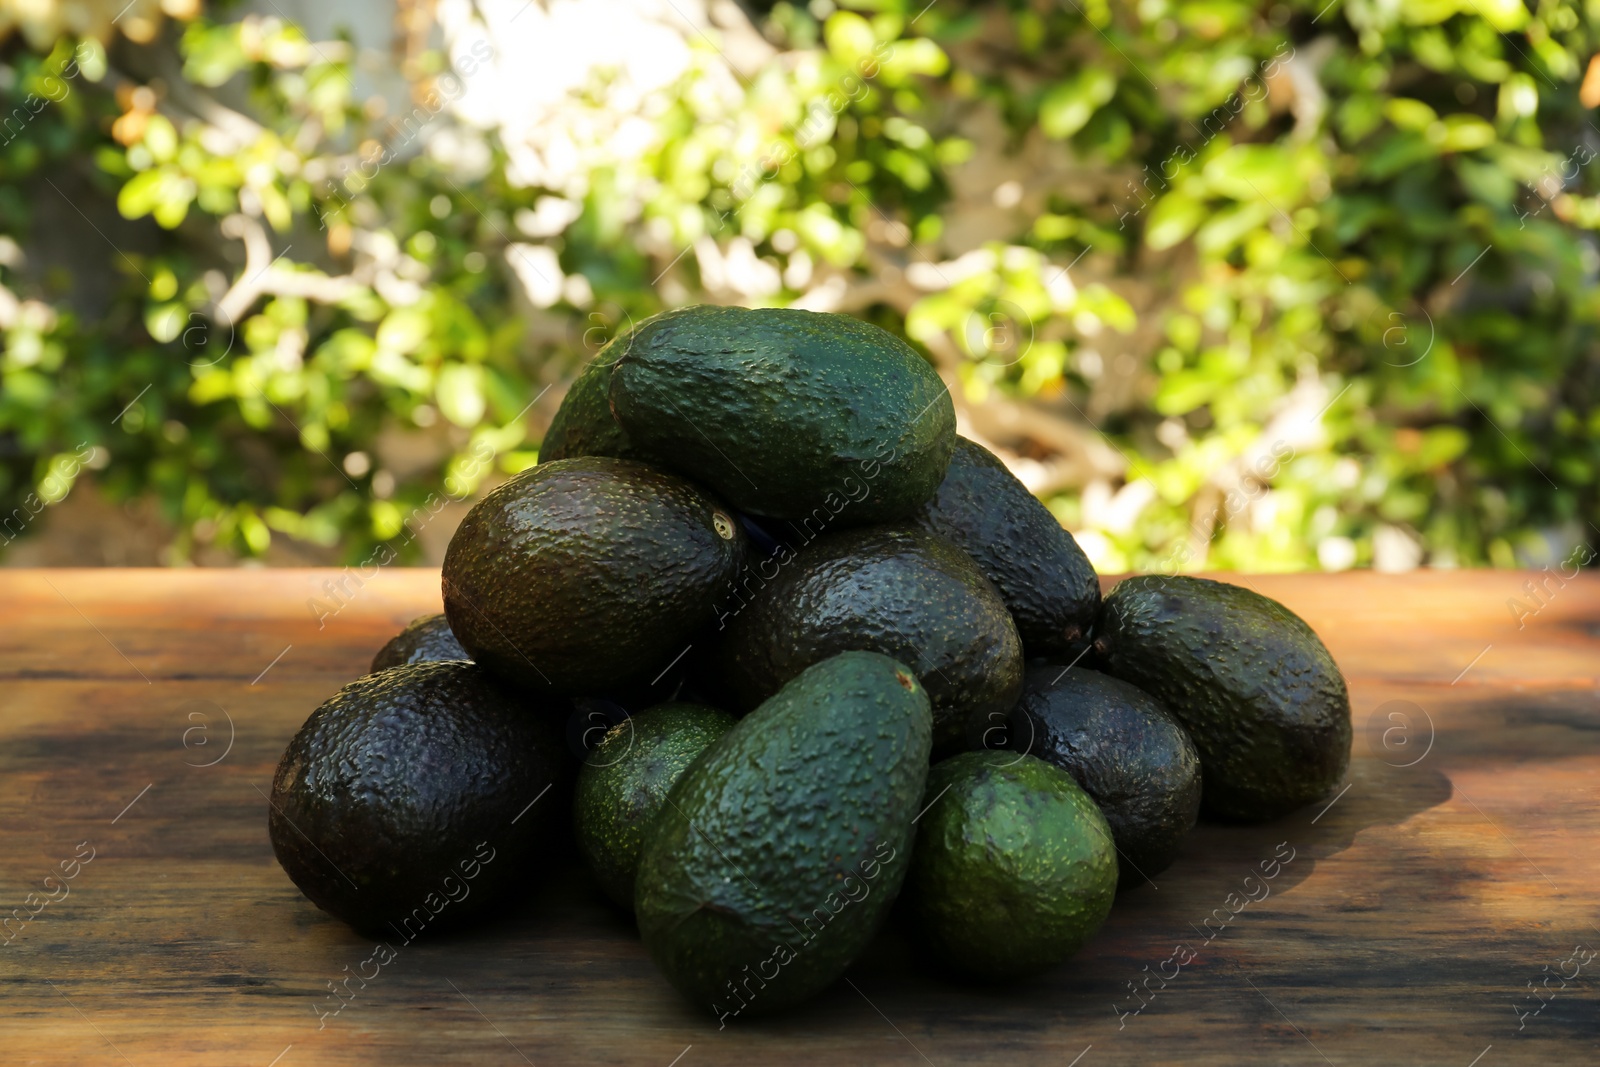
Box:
[2,568,1595,1065]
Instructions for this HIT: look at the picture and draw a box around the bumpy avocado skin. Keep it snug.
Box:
[442,456,746,695]
[371,613,470,671]
[1094,575,1352,822]
[539,326,645,463]
[715,526,1023,756]
[635,652,932,1017]
[608,305,956,524]
[573,702,736,910]
[904,751,1118,982]
[268,662,571,935]
[1008,667,1200,887]
[910,437,1101,660]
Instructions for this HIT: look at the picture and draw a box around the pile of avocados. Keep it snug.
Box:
[269,305,1352,1018]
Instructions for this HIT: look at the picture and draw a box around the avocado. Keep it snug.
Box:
[1093,575,1351,821]
[573,702,736,910]
[635,651,931,1018]
[442,456,747,695]
[1006,666,1200,887]
[714,525,1023,756]
[910,437,1100,660]
[608,305,956,525]
[268,661,571,935]
[539,330,641,463]
[903,750,1118,982]
[371,613,470,671]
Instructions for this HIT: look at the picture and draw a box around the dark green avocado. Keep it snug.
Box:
[714,525,1023,756]
[608,305,955,525]
[371,613,470,671]
[539,328,642,463]
[268,661,571,935]
[442,456,747,695]
[903,750,1117,982]
[1007,666,1200,887]
[635,651,931,1018]
[1094,575,1351,821]
[910,436,1100,659]
[573,702,736,910]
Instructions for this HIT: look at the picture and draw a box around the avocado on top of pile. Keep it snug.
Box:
[1008,666,1200,887]
[268,661,571,935]
[1094,575,1351,822]
[635,651,932,1018]
[608,305,956,525]
[910,436,1100,660]
[442,456,746,696]
[715,525,1023,756]
[370,612,470,672]
[539,329,641,464]
[573,701,736,910]
[903,750,1118,982]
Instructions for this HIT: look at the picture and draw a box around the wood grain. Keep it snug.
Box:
[0,568,1595,1065]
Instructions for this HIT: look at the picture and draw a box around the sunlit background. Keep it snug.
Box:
[1,0,1595,572]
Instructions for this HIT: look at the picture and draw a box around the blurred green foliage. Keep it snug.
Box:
[1,0,1597,568]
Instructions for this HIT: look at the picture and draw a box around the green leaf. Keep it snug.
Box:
[1202,145,1305,204]
[879,38,948,84]
[824,11,877,67]
[1146,191,1206,250]
[1439,116,1496,153]
[376,308,431,356]
[1194,200,1274,254]
[1417,426,1470,469]
[1498,73,1539,123]
[1474,0,1528,32]
[1360,132,1438,180]
[117,168,167,220]
[315,330,377,374]
[144,303,185,343]
[152,183,195,229]
[1400,0,1460,26]
[1154,370,1217,416]
[1078,283,1136,333]
[1039,68,1117,140]
[143,114,178,163]
[1328,195,1388,243]
[2,369,52,408]
[181,23,248,87]
[1384,98,1439,132]
[239,509,272,554]
[437,363,486,427]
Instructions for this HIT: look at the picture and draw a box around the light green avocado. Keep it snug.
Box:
[634,651,932,1017]
[572,702,735,910]
[903,750,1118,981]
